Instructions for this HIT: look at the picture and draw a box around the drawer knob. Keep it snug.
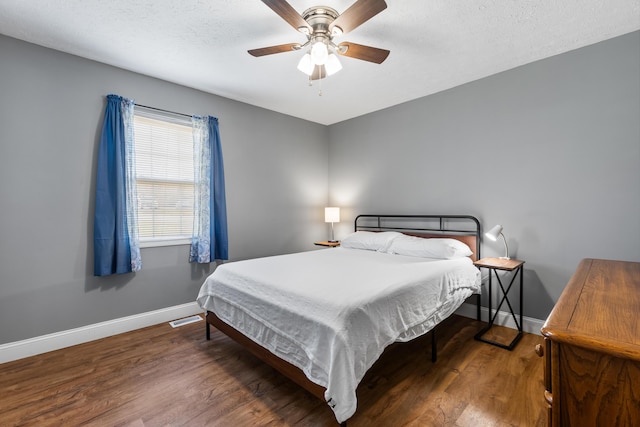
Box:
[535,343,544,357]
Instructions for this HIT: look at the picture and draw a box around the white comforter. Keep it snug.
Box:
[196,248,481,423]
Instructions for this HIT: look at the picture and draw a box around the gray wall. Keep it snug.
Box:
[0,35,328,344]
[328,31,640,320]
[1,31,638,344]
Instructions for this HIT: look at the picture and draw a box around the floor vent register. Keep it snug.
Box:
[169,314,203,328]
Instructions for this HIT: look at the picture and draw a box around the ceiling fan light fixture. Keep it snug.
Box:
[248,0,390,84]
[310,41,329,65]
[325,53,342,76]
[297,53,314,76]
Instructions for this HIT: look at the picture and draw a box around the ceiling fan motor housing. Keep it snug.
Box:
[300,6,343,49]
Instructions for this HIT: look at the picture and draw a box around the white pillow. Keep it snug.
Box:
[340,231,403,252]
[385,235,473,259]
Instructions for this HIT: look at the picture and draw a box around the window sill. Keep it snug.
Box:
[139,238,191,248]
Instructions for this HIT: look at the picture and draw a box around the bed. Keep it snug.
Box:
[197,214,482,425]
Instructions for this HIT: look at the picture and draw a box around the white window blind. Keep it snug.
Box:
[133,108,194,244]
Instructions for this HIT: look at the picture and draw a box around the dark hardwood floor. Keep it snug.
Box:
[0,315,546,426]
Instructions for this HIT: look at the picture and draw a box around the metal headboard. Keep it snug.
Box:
[354,214,481,260]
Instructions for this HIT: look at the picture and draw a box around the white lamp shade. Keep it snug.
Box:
[311,41,328,65]
[485,224,503,241]
[325,53,342,76]
[297,53,314,76]
[325,207,340,223]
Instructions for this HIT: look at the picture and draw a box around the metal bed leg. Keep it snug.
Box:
[431,328,437,362]
[476,293,481,321]
[206,314,211,341]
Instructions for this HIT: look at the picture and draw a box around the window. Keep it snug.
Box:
[133,107,194,246]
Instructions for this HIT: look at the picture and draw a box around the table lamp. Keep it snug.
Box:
[325,207,340,242]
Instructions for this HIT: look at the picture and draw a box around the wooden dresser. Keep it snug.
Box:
[540,259,640,426]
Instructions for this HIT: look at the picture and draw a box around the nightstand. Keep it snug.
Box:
[314,241,340,247]
[473,257,525,350]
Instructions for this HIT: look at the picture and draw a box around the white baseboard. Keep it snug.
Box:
[0,302,202,364]
[1,301,543,365]
[454,302,544,336]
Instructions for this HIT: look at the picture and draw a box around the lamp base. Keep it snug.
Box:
[499,256,511,260]
[328,240,339,243]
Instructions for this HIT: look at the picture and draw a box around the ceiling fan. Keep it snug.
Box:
[249,0,390,80]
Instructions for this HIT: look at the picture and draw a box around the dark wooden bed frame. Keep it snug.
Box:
[205,214,482,425]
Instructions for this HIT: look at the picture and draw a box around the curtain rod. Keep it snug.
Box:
[134,103,192,118]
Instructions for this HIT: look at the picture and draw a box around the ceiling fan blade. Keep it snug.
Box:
[337,42,390,64]
[329,0,387,34]
[248,43,301,57]
[261,0,311,32]
[311,65,327,80]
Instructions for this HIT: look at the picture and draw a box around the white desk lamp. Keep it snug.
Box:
[485,224,510,259]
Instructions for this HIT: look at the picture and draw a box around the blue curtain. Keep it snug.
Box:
[190,116,229,263]
[94,94,141,276]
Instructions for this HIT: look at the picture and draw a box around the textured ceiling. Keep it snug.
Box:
[1,0,638,125]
